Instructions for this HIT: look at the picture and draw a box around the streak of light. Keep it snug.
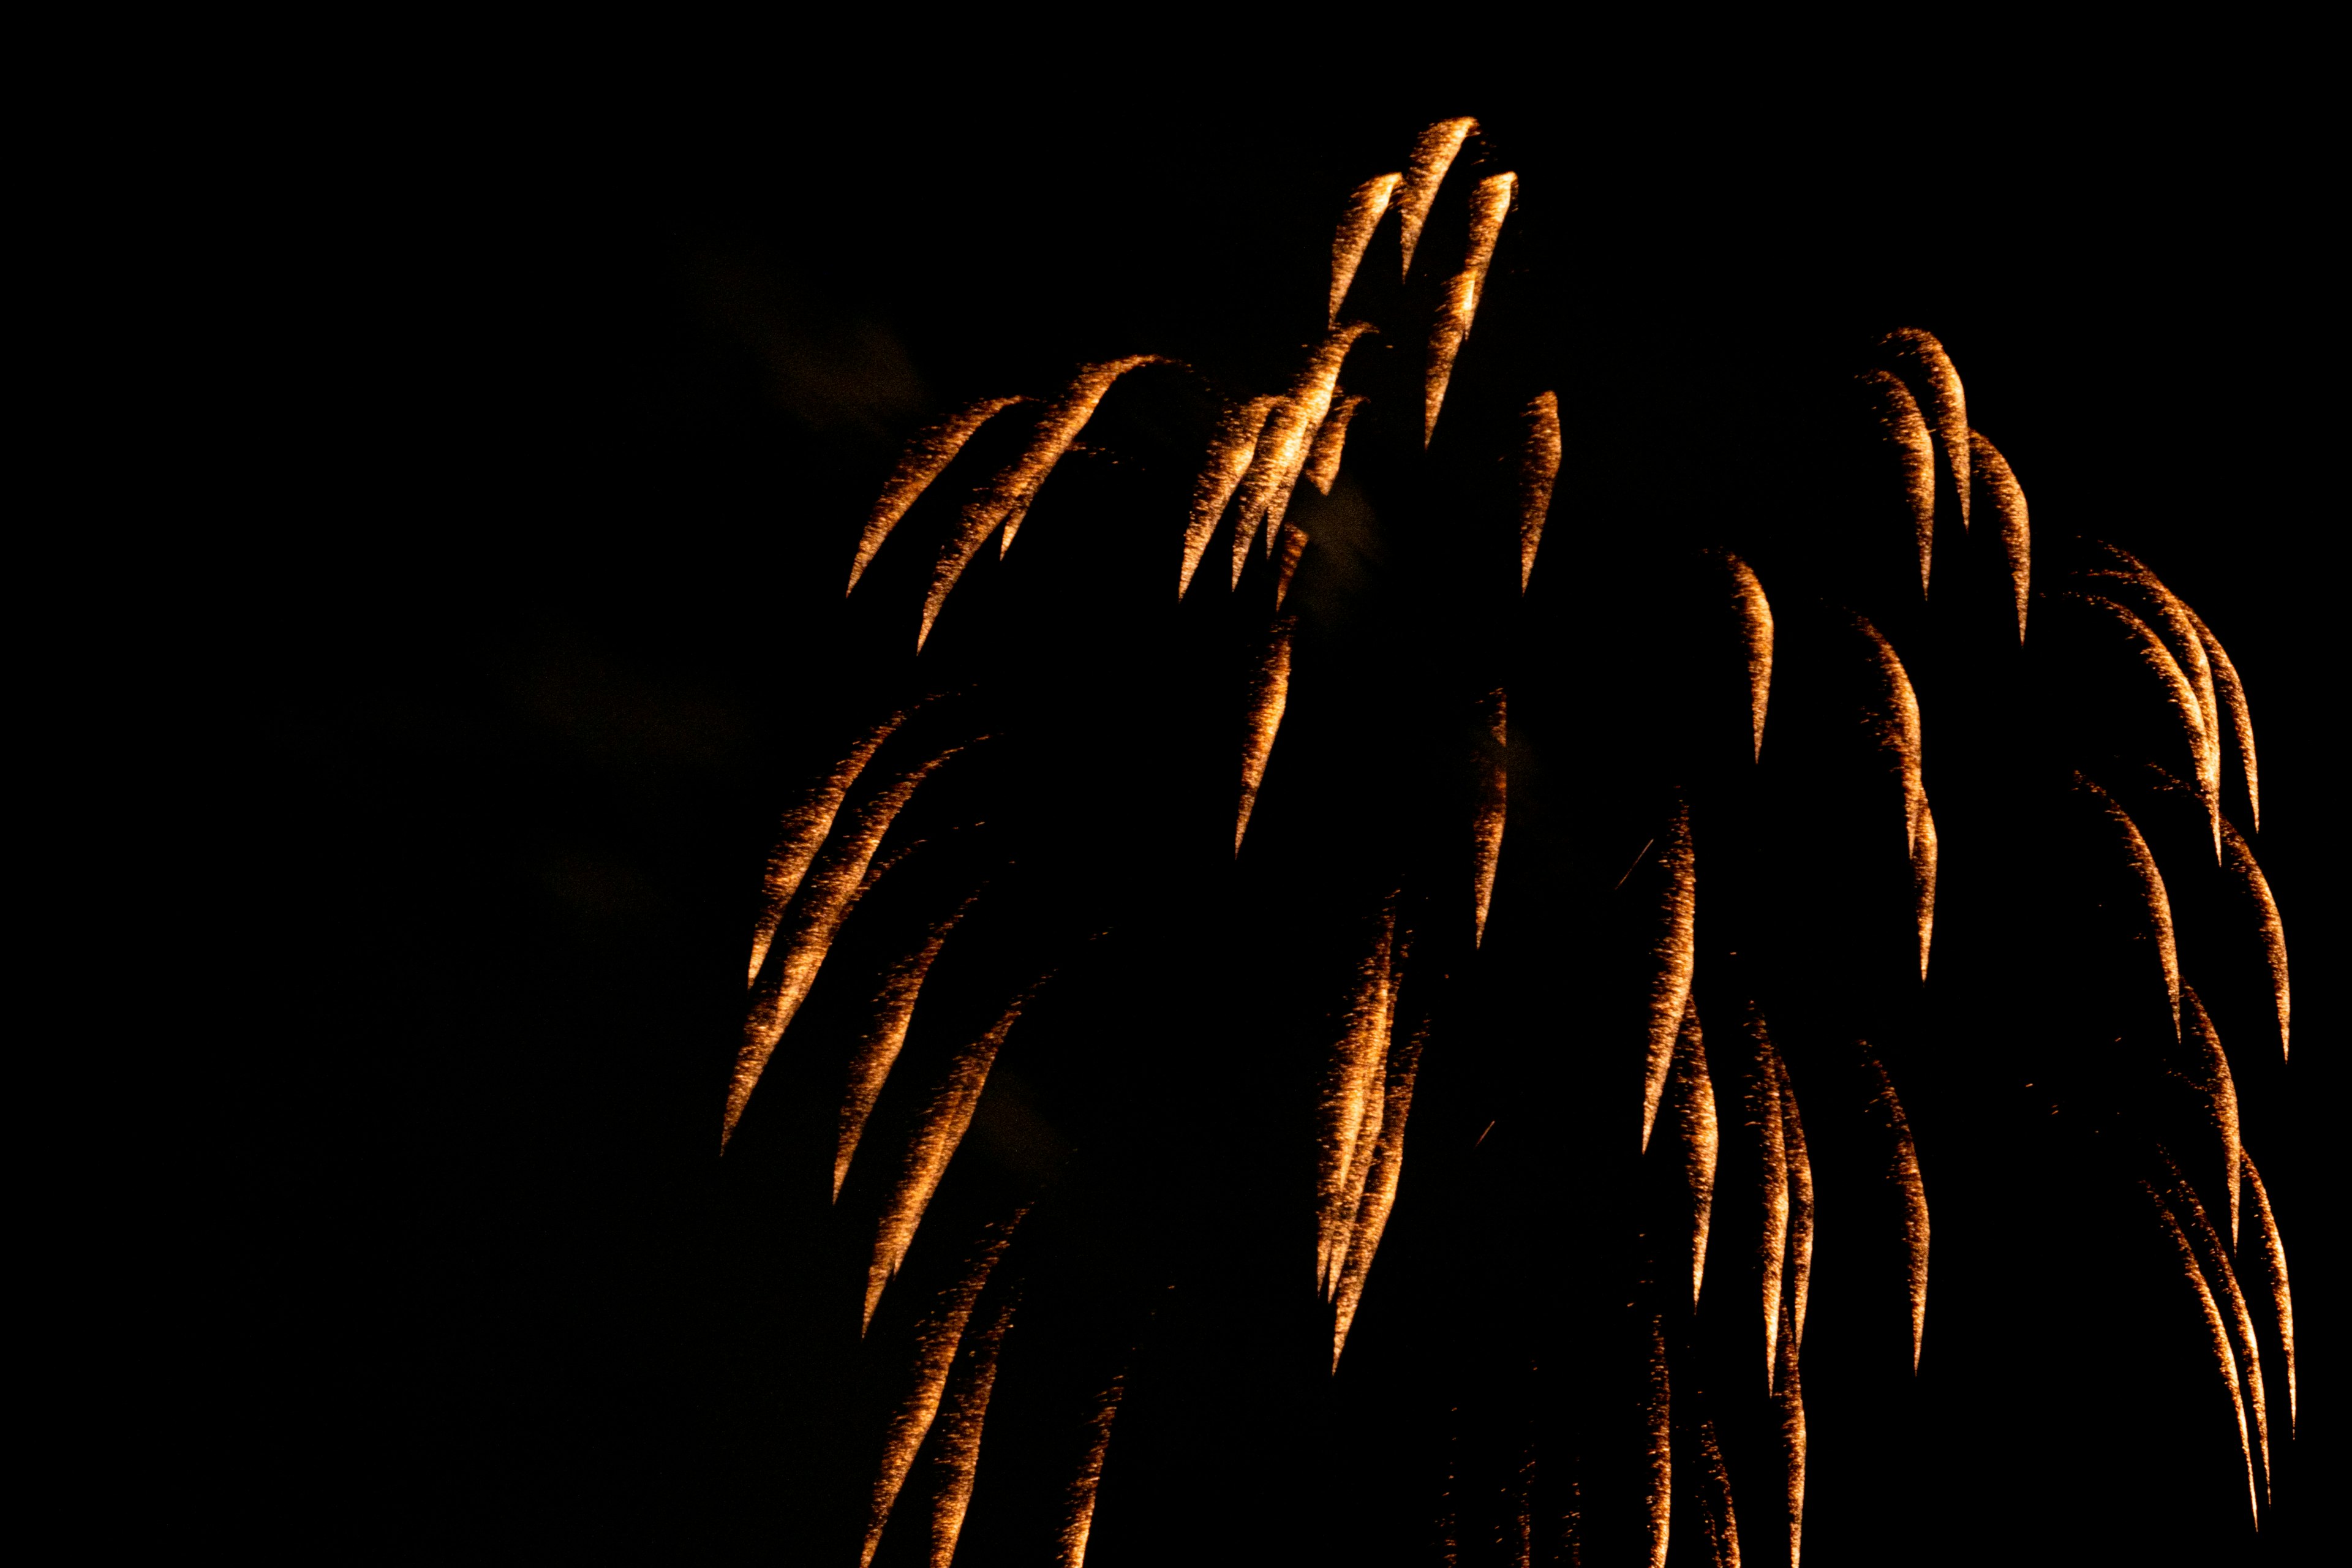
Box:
[928,1289,1016,1568]
[1776,1052,1814,1357]
[835,894,982,1199]
[1302,393,1365,494]
[1743,1008,1789,1389]
[848,396,1031,594]
[2242,1150,2296,1431]
[1912,801,1937,981]
[1718,552,1773,760]
[1272,524,1311,608]
[1613,838,1656,893]
[1317,897,1398,1295]
[1517,392,1560,593]
[2219,815,2290,1063]
[1852,616,1924,856]
[1471,687,1507,947]
[1179,396,1280,598]
[1863,1050,1929,1371]
[1422,173,1515,445]
[1667,997,1719,1308]
[1056,1371,1132,1568]
[1774,1303,1807,1567]
[1969,431,2030,641]
[2141,1182,2258,1525]
[1395,118,1478,276]
[1859,369,1935,597]
[2177,597,2261,831]
[1645,1313,1672,1568]
[919,356,1161,649]
[2074,774,2182,1039]
[2064,589,2218,857]
[728,744,968,1148]
[2084,553,2223,841]
[2180,986,2242,1247]
[1695,1414,1741,1567]
[859,1219,1021,1568]
[1328,173,1401,325]
[1332,1009,1431,1369]
[2158,1149,2271,1504]
[745,710,909,985]
[1879,328,1970,530]
[1230,324,1375,584]
[1639,802,1697,1153]
[1235,617,1295,855]
[865,987,1044,1330]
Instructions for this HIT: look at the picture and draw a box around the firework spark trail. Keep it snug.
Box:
[1693,1414,1741,1568]
[1863,1050,1929,1371]
[1742,1010,1789,1389]
[2141,1182,2258,1525]
[835,894,984,1199]
[1666,997,1719,1308]
[1878,328,1970,531]
[1395,117,1478,276]
[2157,1149,2271,1502]
[1859,370,1935,597]
[2181,986,2242,1246]
[729,744,968,1147]
[1968,431,2030,642]
[1272,525,1311,608]
[1332,1009,1431,1369]
[1423,173,1515,445]
[1317,899,1398,1294]
[1645,1313,1672,1568]
[1234,617,1294,855]
[917,356,1161,647]
[2182,601,2260,831]
[2064,589,2218,854]
[1912,801,1937,981]
[1517,393,1560,593]
[1056,1371,1133,1568]
[1471,687,1507,947]
[928,1289,1016,1568]
[865,986,1045,1330]
[859,1220,1020,1568]
[2083,554,2222,783]
[1717,552,1773,761]
[1851,616,1924,856]
[745,712,910,986]
[849,396,1033,595]
[2217,816,2290,1063]
[1302,393,1365,495]
[1329,172,1402,325]
[2073,774,2182,1039]
[1774,1053,1814,1358]
[2242,1151,2296,1431]
[1229,323,1375,584]
[1180,396,1280,598]
[1640,803,1698,1153]
[1774,1302,1807,1568]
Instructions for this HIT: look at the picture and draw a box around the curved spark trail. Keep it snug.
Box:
[1645,1313,1673,1568]
[1180,396,1280,598]
[1332,1007,1429,1370]
[2181,600,2261,830]
[1666,998,1719,1308]
[2242,1151,2296,1431]
[1912,801,1938,980]
[1470,687,1507,947]
[2074,774,2182,1038]
[2141,1182,2257,1525]
[1235,617,1294,855]
[928,1290,1016,1567]
[2158,1150,2271,1502]
[1229,324,1374,583]
[1639,804,1698,1153]
[1878,327,1970,531]
[1328,172,1401,325]
[1718,551,1773,761]
[1776,1052,1814,1358]
[1318,902,1399,1295]
[2180,986,2241,1247]
[849,396,1033,594]
[2064,589,2217,854]
[1743,1010,1790,1388]
[1863,1050,1929,1372]
[1301,393,1365,496]
[1968,431,2031,641]
[2219,819,2290,1063]
[1853,616,1925,856]
[1693,1414,1741,1567]
[835,894,982,1199]
[1517,392,1560,593]
[1423,172,1515,445]
[1860,369,1935,597]
[1395,117,1477,276]
[745,710,910,986]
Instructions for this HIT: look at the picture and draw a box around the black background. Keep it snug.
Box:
[374,83,2336,1562]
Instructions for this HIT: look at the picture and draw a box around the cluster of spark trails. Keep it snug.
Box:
[720,118,2298,1564]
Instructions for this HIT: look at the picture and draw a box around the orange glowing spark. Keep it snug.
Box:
[1968,431,2030,642]
[1517,392,1560,593]
[1774,1306,1807,1567]
[1229,323,1374,583]
[859,1221,1019,1568]
[1744,1011,1789,1388]
[834,895,981,1200]
[1912,801,1937,981]
[1180,396,1280,598]
[1694,1415,1742,1568]
[1639,802,1697,1153]
[1667,998,1719,1308]
[2218,822,2289,1066]
[918,356,1160,648]
[1863,1050,1929,1371]
[2141,1182,2258,1525]
[2242,1150,2295,1432]
[2064,589,2218,856]
[2182,601,2260,831]
[1332,1010,1430,1370]
[848,396,1031,594]
[1645,1313,1673,1568]
[1056,1372,1131,1568]
[2158,1151,2271,1503]
[745,710,910,986]
[2084,552,2222,763]
[1717,551,1773,761]
[1859,369,1934,597]
[1272,523,1311,608]
[1395,117,1478,276]
[1471,687,1507,947]
[1302,393,1365,495]
[2181,986,2241,1247]
[1775,1052,1814,1357]
[1422,173,1515,445]
[1328,173,1402,325]
[865,990,1040,1330]
[1852,616,1924,856]
[1878,328,1970,531]
[1235,617,1294,856]
[928,1291,1015,1568]
[729,744,967,1148]
[2074,774,2182,1038]
[1317,901,1398,1295]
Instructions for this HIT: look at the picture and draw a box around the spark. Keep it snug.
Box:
[1332,1009,1431,1370]
[1969,431,2030,641]
[1470,687,1507,947]
[1693,1414,1742,1567]
[1229,323,1374,584]
[2073,774,2181,1039]
[2242,1151,2296,1431]
[1645,1313,1672,1568]
[848,396,1031,594]
[834,894,981,1199]
[745,710,909,986]
[1878,328,1970,530]
[1395,117,1478,276]
[1743,1009,1789,1388]
[1859,369,1934,597]
[1776,1052,1814,1357]
[2219,818,2290,1060]
[1423,173,1515,445]
[2140,1182,2258,1525]
[2181,600,2261,831]
[1317,898,1398,1294]
[1852,615,1924,856]
[728,744,967,1148]
[1301,393,1365,495]
[928,1290,1016,1568]
[1179,396,1280,598]
[1863,1050,1929,1371]
[1717,551,1773,761]
[2084,551,2222,789]
[1667,998,1719,1308]
[2157,1150,2270,1504]
[1234,617,1294,855]
[1775,1304,1807,1567]
[1517,392,1560,593]
[1638,802,1697,1153]
[1912,800,1937,981]
[2062,589,2218,857]
[1272,523,1311,608]
[1055,1371,1131,1567]
[1328,173,1402,325]
[2180,986,2241,1248]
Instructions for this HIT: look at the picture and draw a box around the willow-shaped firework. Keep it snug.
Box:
[719,119,2298,1565]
